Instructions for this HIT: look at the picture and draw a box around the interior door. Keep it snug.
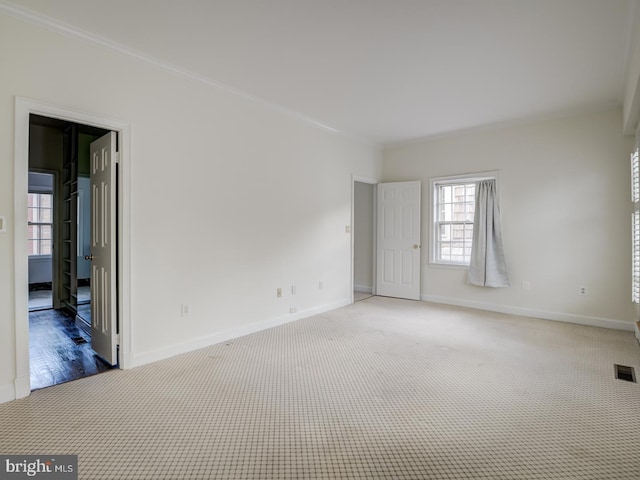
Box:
[376,181,421,300]
[89,132,118,365]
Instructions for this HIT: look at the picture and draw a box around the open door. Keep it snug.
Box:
[89,132,118,365]
[376,181,421,300]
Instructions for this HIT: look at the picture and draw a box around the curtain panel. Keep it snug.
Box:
[467,179,510,288]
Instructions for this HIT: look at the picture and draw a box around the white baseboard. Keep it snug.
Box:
[421,294,635,331]
[14,374,30,400]
[0,382,15,404]
[132,298,352,368]
[354,284,373,294]
[635,321,640,343]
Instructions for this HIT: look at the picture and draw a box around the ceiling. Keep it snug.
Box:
[7,0,640,145]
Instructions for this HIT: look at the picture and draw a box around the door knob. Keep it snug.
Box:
[84,255,94,261]
[412,244,421,249]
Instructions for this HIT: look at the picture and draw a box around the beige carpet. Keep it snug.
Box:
[1,296,640,479]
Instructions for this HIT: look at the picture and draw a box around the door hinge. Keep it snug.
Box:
[116,334,121,345]
[115,152,120,164]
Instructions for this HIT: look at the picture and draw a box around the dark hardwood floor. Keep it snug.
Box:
[29,309,112,390]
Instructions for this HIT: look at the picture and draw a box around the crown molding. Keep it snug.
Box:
[621,0,640,99]
[383,102,623,150]
[0,0,379,148]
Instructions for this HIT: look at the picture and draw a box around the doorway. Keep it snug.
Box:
[28,172,55,312]
[352,178,377,302]
[28,114,112,389]
[352,178,423,303]
[14,97,132,400]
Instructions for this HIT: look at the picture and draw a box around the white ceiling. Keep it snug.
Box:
[8,0,639,145]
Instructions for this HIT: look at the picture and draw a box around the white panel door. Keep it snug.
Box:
[376,181,421,300]
[89,132,118,365]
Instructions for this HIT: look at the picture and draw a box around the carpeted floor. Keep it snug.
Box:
[1,296,639,479]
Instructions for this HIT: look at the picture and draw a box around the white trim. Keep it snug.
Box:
[421,294,635,332]
[620,0,640,97]
[132,298,351,367]
[0,1,376,148]
[13,97,132,401]
[0,382,15,404]
[383,102,619,149]
[351,175,378,304]
[352,175,378,185]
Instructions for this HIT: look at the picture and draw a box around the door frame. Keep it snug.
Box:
[351,175,378,304]
[13,96,132,399]
[27,169,60,310]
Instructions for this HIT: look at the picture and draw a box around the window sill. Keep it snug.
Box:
[428,262,469,271]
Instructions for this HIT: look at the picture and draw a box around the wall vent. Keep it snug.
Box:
[614,364,636,383]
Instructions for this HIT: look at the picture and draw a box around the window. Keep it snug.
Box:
[434,182,475,264]
[430,172,498,266]
[632,148,639,303]
[28,193,53,256]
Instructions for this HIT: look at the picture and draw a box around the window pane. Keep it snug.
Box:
[40,194,52,208]
[39,208,52,223]
[28,208,36,223]
[27,193,53,256]
[465,224,474,239]
[40,225,52,239]
[466,184,475,201]
[434,180,482,265]
[466,202,475,222]
[439,224,451,241]
[439,243,450,261]
[28,240,38,256]
[439,204,449,222]
[40,239,52,255]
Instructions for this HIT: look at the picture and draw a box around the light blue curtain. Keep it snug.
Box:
[468,179,510,287]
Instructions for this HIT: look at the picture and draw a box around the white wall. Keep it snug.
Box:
[383,108,636,328]
[0,13,382,401]
[353,182,374,292]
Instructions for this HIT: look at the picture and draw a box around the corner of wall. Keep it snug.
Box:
[0,382,15,404]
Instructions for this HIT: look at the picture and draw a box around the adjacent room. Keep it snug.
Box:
[1,1,639,478]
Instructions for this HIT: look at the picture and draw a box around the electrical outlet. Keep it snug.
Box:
[578,286,588,296]
[290,307,297,314]
[291,285,296,295]
[522,280,531,291]
[181,304,190,317]
[276,288,282,298]
[345,225,351,233]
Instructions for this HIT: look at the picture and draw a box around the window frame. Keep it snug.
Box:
[27,192,54,258]
[631,148,639,304]
[429,171,500,268]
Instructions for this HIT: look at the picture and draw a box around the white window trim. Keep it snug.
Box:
[631,147,639,304]
[429,170,501,268]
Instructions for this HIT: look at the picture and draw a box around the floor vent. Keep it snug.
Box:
[614,364,636,383]
[71,336,88,345]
